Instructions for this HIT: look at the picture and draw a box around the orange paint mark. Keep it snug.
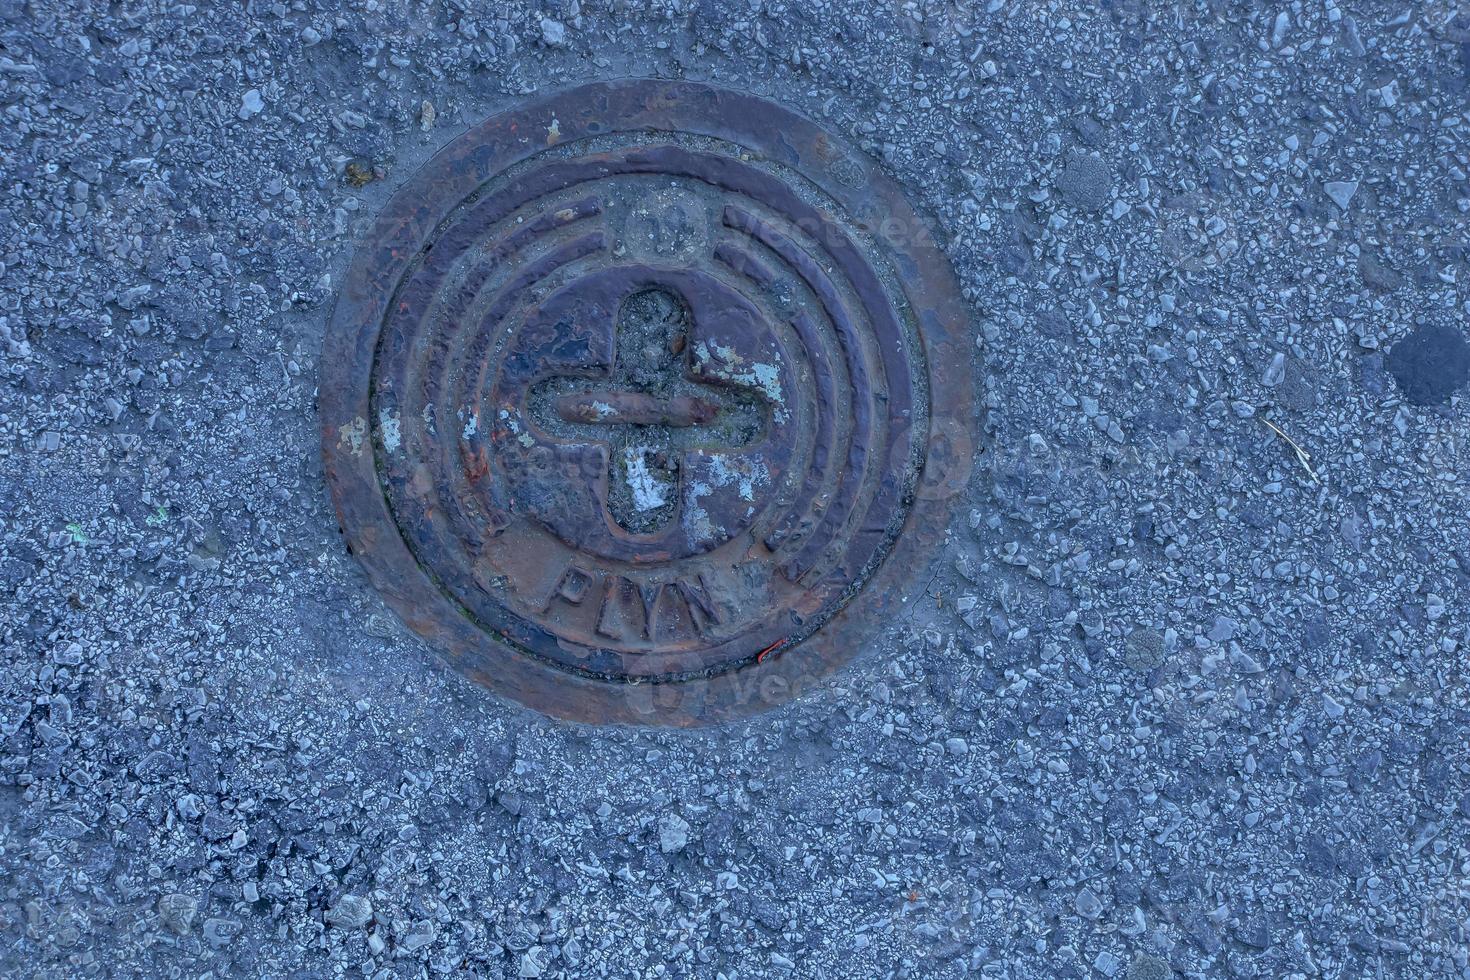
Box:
[756,639,785,664]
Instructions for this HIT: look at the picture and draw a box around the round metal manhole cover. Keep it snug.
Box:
[321,80,975,725]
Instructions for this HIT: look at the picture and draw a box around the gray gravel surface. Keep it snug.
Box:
[3,1,1470,977]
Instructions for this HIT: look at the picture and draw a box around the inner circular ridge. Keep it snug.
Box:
[367,134,927,683]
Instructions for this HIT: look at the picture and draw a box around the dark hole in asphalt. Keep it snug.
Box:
[1385,322,1470,406]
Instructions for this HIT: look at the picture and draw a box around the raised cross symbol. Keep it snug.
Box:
[529,288,763,534]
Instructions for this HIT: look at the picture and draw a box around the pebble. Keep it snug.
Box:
[539,18,568,46]
[398,919,437,953]
[157,894,197,936]
[1262,352,1286,387]
[1426,594,1445,621]
[1074,888,1102,918]
[325,894,374,929]
[519,947,550,977]
[1232,650,1265,674]
[203,917,242,947]
[659,813,691,853]
[1324,179,1358,210]
[239,88,264,119]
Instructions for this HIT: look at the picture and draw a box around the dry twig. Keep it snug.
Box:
[1260,417,1321,485]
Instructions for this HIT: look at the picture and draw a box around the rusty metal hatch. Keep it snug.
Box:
[321,80,976,725]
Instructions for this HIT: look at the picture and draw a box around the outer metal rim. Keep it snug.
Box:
[320,78,977,726]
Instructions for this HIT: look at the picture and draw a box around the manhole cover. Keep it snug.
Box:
[321,80,975,725]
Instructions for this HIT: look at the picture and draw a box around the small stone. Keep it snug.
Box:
[1270,11,1290,47]
[420,100,436,130]
[48,694,71,723]
[1262,352,1286,387]
[659,813,691,853]
[539,17,568,46]
[1426,594,1445,621]
[1094,950,1122,977]
[325,894,374,929]
[33,720,69,748]
[398,919,437,953]
[945,737,969,756]
[158,893,197,935]
[176,794,202,820]
[1324,179,1358,210]
[1075,887,1102,919]
[1231,649,1264,674]
[238,88,263,119]
[1322,693,1346,719]
[1207,616,1237,643]
[201,809,235,839]
[203,917,242,947]
[519,946,550,977]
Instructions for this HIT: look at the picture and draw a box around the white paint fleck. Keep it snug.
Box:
[337,416,367,457]
[592,400,616,420]
[378,408,401,454]
[624,447,671,512]
[692,340,787,420]
[705,452,768,501]
[682,493,716,546]
[683,452,770,548]
[499,408,535,447]
[702,340,736,361]
[460,407,478,440]
[750,363,782,403]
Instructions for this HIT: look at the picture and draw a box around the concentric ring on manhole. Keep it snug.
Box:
[321,80,975,725]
